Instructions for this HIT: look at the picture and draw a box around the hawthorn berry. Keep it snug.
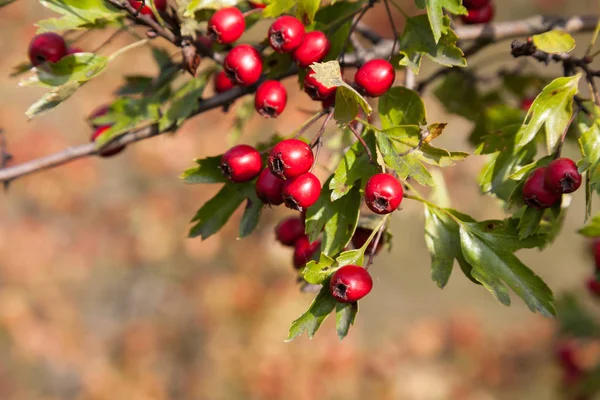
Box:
[128,0,167,16]
[196,35,214,49]
[28,33,68,66]
[255,80,287,118]
[256,168,284,205]
[268,139,314,179]
[268,15,305,53]
[330,265,373,303]
[248,1,266,8]
[521,97,534,111]
[544,158,582,194]
[321,93,336,110]
[364,173,404,215]
[354,59,395,98]
[214,70,236,93]
[461,2,494,24]
[220,145,262,183]
[292,31,330,68]
[282,172,321,211]
[352,227,384,255]
[276,217,305,247]
[223,44,263,86]
[463,0,490,8]
[522,168,561,209]
[587,276,600,297]
[91,126,125,157]
[88,105,110,129]
[293,235,321,268]
[207,7,245,44]
[304,68,337,101]
[593,240,600,270]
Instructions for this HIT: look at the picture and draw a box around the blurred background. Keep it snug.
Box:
[2,0,600,399]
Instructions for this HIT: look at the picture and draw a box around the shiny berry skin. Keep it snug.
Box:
[28,33,68,66]
[88,105,110,128]
[587,276,600,297]
[128,0,167,16]
[268,15,305,53]
[207,7,245,44]
[352,227,384,254]
[364,173,403,215]
[461,2,494,24]
[522,168,561,209]
[282,173,321,211]
[220,145,262,183]
[304,68,337,101]
[463,0,490,8]
[521,97,534,111]
[544,158,582,194]
[354,59,395,98]
[255,80,287,118]
[214,70,236,93]
[330,265,373,303]
[91,126,125,157]
[256,169,284,205]
[276,217,305,247]
[223,44,263,86]
[293,236,321,268]
[292,31,330,68]
[268,139,314,179]
[249,1,266,8]
[321,93,336,110]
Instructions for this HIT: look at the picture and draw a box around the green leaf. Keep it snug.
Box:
[335,302,358,340]
[303,254,336,284]
[414,0,467,43]
[336,249,365,267]
[314,2,363,62]
[239,192,262,238]
[397,14,466,73]
[286,282,337,341]
[376,133,434,186]
[532,30,576,54]
[20,53,108,88]
[516,74,581,153]
[577,102,600,207]
[379,86,426,128]
[181,155,227,184]
[296,0,319,24]
[159,74,208,131]
[424,206,460,288]
[0,0,17,7]
[434,71,482,120]
[556,294,600,338]
[502,73,549,98]
[116,75,154,96]
[262,0,295,18]
[37,0,123,32]
[579,213,600,237]
[25,80,80,119]
[186,0,241,15]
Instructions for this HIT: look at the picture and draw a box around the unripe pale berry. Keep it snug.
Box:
[208,7,246,44]
[364,173,403,214]
[220,144,262,183]
[461,2,494,24]
[276,217,305,246]
[214,70,236,93]
[28,33,68,66]
[354,59,395,98]
[292,31,330,68]
[268,139,314,179]
[282,172,321,211]
[522,168,561,209]
[128,0,167,16]
[268,15,305,53]
[223,44,263,86]
[304,68,337,101]
[544,158,582,194]
[330,265,373,303]
[91,126,125,157]
[293,235,321,268]
[255,80,287,118]
[256,168,284,205]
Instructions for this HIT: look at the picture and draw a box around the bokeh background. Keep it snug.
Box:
[1,0,600,399]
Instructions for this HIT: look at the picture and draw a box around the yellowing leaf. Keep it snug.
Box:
[532,30,576,54]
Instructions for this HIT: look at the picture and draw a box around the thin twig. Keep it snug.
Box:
[382,0,399,59]
[310,110,334,147]
[293,110,328,139]
[347,123,373,163]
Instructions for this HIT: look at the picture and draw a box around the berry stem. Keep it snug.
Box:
[362,215,390,268]
[310,109,334,148]
[293,110,328,139]
[347,123,374,164]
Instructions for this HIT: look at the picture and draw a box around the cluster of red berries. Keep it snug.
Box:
[27,32,82,66]
[522,158,582,209]
[555,341,588,394]
[461,0,494,25]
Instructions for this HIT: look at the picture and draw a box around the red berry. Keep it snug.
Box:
[220,144,262,183]
[276,217,305,246]
[268,15,305,53]
[255,80,287,118]
[292,31,330,68]
[461,2,494,24]
[321,93,336,110]
[223,44,263,86]
[249,1,266,8]
[587,276,600,297]
[282,173,321,211]
[593,240,600,270]
[330,265,373,303]
[256,168,284,205]
[293,235,321,268]
[214,70,236,93]
[463,0,490,9]
[352,227,384,254]
[304,68,337,101]
[354,59,395,98]
[28,33,68,66]
[268,139,314,179]
[544,158,582,194]
[66,47,83,55]
[521,97,534,111]
[555,341,580,372]
[89,105,110,128]
[522,168,561,209]
[128,0,167,16]
[208,7,245,44]
[197,35,214,49]
[91,126,125,157]
[364,173,403,215]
